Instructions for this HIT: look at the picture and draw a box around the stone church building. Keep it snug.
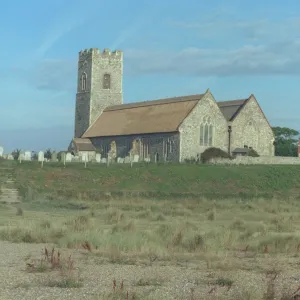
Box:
[70,47,275,162]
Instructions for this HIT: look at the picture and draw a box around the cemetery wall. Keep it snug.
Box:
[209,156,300,165]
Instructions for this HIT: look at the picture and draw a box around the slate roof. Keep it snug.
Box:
[72,138,95,151]
[217,99,248,121]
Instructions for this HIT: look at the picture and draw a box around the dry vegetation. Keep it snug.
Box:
[1,161,300,299]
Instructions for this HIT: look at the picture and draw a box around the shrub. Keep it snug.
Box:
[12,149,21,160]
[44,148,53,160]
[200,147,231,163]
[248,148,259,157]
[184,157,198,164]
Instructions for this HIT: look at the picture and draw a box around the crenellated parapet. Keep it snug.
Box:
[79,48,122,61]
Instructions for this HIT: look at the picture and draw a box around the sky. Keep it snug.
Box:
[0,0,300,152]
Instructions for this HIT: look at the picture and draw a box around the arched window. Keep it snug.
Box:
[164,138,174,157]
[81,73,87,91]
[103,73,111,89]
[200,116,213,146]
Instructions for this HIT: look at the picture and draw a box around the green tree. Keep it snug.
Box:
[11,149,21,160]
[44,148,52,160]
[272,126,299,157]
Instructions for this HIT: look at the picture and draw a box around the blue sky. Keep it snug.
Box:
[0,0,300,152]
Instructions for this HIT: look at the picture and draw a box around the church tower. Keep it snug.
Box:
[74,48,123,138]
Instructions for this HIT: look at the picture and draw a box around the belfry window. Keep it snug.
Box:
[81,73,87,91]
[103,73,111,89]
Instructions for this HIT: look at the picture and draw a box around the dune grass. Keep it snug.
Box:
[2,194,300,262]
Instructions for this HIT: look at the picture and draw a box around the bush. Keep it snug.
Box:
[184,157,199,164]
[200,147,231,163]
[12,149,21,160]
[248,148,259,157]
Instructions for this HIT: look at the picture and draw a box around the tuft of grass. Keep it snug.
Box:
[16,207,23,216]
[45,276,83,288]
[135,277,163,286]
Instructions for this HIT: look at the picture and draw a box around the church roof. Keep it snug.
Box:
[71,138,95,151]
[82,94,204,138]
[217,99,248,121]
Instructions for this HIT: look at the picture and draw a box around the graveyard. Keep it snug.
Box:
[1,155,300,299]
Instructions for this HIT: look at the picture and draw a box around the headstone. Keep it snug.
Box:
[144,157,151,163]
[117,157,124,163]
[24,151,31,161]
[0,146,4,157]
[95,153,101,163]
[7,154,14,160]
[18,151,25,161]
[100,158,107,163]
[66,152,72,162]
[124,156,130,163]
[60,152,66,162]
[38,151,44,162]
[2,154,7,159]
[51,152,57,162]
[133,154,139,162]
[81,152,88,162]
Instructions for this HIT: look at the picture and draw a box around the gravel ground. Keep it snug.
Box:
[1,241,300,300]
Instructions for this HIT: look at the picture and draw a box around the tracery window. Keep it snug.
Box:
[200,116,213,146]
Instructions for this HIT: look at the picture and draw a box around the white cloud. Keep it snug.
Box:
[167,16,300,43]
[124,38,300,76]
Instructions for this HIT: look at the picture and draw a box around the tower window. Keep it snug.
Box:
[103,73,111,89]
[81,73,87,91]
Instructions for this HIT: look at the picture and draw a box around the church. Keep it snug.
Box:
[69,47,275,162]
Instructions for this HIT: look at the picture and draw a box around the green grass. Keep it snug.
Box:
[2,159,300,199]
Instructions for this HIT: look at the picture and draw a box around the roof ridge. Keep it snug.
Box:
[104,94,204,112]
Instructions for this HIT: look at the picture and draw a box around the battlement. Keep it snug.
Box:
[79,48,122,60]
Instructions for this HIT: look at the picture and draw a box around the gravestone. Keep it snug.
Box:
[124,156,130,163]
[81,152,88,162]
[61,152,66,162]
[117,157,124,163]
[24,151,31,161]
[95,153,101,163]
[144,157,151,163]
[0,146,4,157]
[66,153,72,162]
[51,152,57,162]
[133,155,139,162]
[38,151,44,162]
[7,154,14,160]
[100,158,107,163]
[18,151,25,161]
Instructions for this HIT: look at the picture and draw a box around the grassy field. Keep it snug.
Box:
[1,160,300,299]
[4,159,300,199]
